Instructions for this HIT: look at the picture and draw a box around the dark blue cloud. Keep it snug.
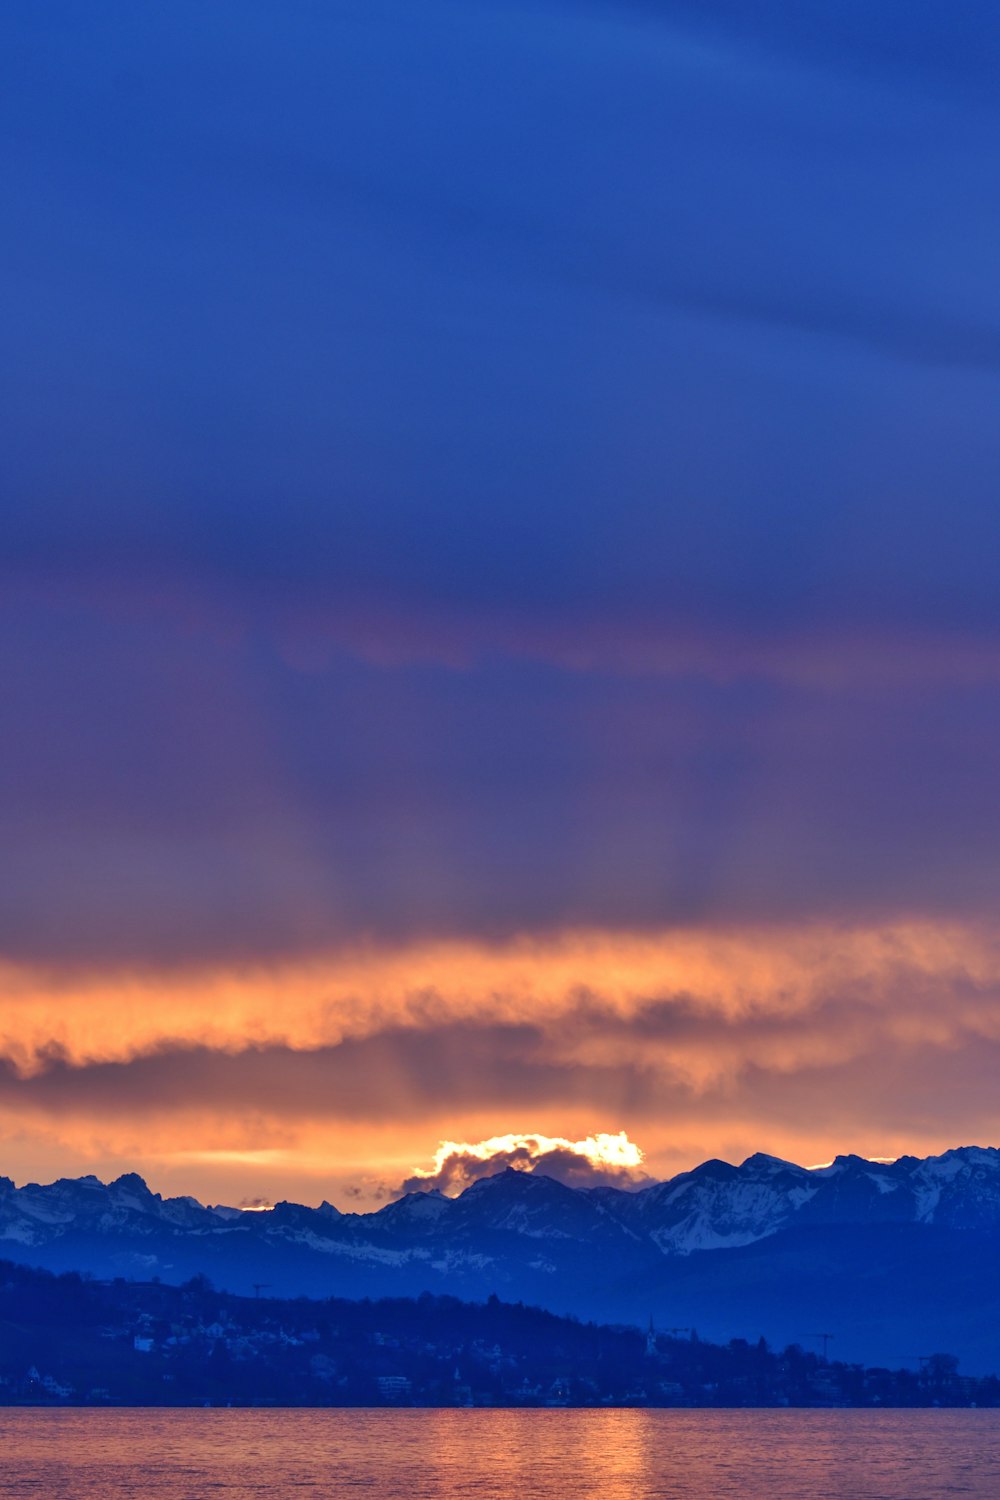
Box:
[2,1,1000,963]
[2,592,1000,962]
[615,0,1000,102]
[4,0,1000,641]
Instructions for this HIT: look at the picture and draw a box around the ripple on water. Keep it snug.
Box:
[0,1409,999,1499]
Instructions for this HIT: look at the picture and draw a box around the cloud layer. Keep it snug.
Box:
[3,1,1000,1197]
[1,921,1000,1204]
[400,1132,650,1195]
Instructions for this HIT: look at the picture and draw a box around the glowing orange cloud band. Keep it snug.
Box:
[2,919,997,1079]
[2,919,1000,1205]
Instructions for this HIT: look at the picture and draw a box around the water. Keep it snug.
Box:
[0,1408,998,1498]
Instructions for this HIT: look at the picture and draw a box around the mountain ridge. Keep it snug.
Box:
[6,1143,1000,1256]
[4,1145,1000,1368]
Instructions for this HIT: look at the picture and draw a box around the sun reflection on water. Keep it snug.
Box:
[1,1408,999,1500]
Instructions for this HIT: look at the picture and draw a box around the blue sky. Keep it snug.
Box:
[3,2,1000,1201]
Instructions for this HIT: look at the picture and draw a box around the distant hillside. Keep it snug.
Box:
[4,1147,1000,1370]
[0,1258,993,1408]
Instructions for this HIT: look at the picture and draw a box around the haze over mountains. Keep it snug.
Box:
[4,1146,1000,1371]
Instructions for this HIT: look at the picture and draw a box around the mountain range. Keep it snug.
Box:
[4,1146,1000,1371]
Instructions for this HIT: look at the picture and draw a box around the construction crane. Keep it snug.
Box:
[646,1320,691,1353]
[810,1332,834,1359]
[252,1282,272,1300]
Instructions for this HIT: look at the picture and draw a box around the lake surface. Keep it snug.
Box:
[0,1408,998,1498]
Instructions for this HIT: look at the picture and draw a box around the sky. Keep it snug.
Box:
[3,0,1000,1208]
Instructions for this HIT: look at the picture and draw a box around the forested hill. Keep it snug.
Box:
[0,1258,992,1409]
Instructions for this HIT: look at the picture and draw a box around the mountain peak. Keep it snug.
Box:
[461,1168,568,1198]
[111,1171,152,1191]
[378,1190,453,1224]
[739,1152,804,1176]
[463,1167,526,1192]
[687,1158,739,1182]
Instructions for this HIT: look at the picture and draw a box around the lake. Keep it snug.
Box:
[0,1408,998,1497]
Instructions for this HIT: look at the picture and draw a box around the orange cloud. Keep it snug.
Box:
[403,1131,649,1194]
[2,918,998,1076]
[2,918,1000,1206]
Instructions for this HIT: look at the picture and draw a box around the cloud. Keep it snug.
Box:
[7,0,1000,658]
[4,0,1000,1205]
[342,1182,394,1202]
[1,917,1000,1206]
[3,2,1000,997]
[1,919,996,1077]
[399,1131,651,1195]
[4,596,1000,969]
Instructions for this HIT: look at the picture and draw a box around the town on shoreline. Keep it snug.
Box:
[0,1258,994,1409]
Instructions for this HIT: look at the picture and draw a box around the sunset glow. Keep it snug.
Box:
[406,1132,647,1194]
[4,0,1000,1223]
[418,1132,646,1175]
[0,914,997,1205]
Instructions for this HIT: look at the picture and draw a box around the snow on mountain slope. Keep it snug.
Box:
[596,1154,820,1253]
[2,1146,1000,1292]
[588,1145,1000,1252]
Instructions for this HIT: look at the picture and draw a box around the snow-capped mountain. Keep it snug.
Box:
[4,1147,1000,1368]
[4,1146,1000,1273]
[0,1162,655,1305]
[595,1145,1000,1251]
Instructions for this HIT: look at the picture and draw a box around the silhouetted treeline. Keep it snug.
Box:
[0,1259,993,1407]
